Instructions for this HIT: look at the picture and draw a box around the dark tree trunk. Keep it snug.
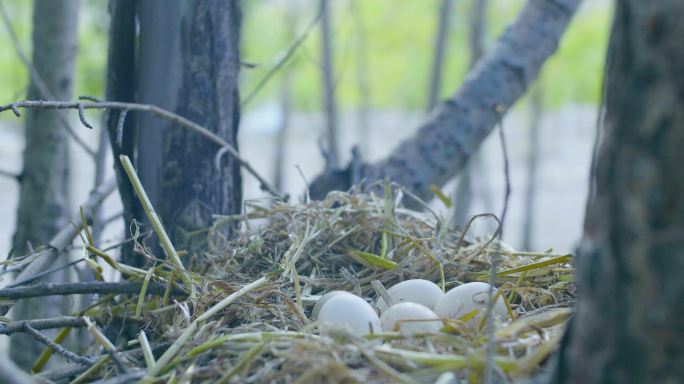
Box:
[11,0,80,369]
[555,1,684,382]
[104,0,141,267]
[105,0,243,265]
[161,1,242,251]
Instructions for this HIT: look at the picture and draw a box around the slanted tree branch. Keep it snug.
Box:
[0,178,118,314]
[309,0,581,202]
[0,100,283,199]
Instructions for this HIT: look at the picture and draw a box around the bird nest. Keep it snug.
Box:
[3,186,574,383]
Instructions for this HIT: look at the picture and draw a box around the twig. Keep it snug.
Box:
[0,316,88,335]
[0,281,186,300]
[115,109,128,148]
[0,1,96,157]
[90,371,145,384]
[485,112,512,384]
[241,9,322,107]
[0,168,19,180]
[6,258,85,288]
[0,178,117,315]
[93,118,111,244]
[0,100,283,199]
[23,323,96,366]
[77,103,93,129]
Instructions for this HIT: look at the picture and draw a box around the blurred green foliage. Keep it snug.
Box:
[0,0,610,119]
[242,0,610,111]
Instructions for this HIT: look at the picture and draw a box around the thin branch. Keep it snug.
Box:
[91,371,145,384]
[0,316,88,335]
[0,1,96,157]
[0,281,186,300]
[6,258,85,288]
[0,100,283,199]
[241,9,322,108]
[0,168,19,180]
[484,114,512,384]
[24,323,96,366]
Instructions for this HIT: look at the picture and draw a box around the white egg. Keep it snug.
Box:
[317,294,381,336]
[311,291,354,320]
[380,302,443,335]
[433,282,508,323]
[375,279,444,313]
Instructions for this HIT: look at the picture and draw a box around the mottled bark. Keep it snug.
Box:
[105,0,243,264]
[155,0,243,252]
[11,0,80,369]
[555,1,684,382]
[309,0,580,203]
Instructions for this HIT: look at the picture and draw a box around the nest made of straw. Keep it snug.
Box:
[31,187,575,383]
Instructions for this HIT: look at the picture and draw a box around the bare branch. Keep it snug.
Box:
[24,323,96,366]
[241,9,321,108]
[0,100,283,199]
[0,316,88,335]
[0,168,19,180]
[6,259,85,288]
[0,281,186,301]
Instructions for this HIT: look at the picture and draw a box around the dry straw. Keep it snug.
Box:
[2,180,574,383]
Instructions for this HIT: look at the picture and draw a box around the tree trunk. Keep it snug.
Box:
[105,0,243,265]
[453,0,489,226]
[166,0,243,250]
[104,0,140,267]
[426,0,453,112]
[320,0,340,171]
[521,84,542,250]
[11,0,80,369]
[353,0,371,158]
[555,1,684,382]
[273,9,296,192]
[309,0,580,203]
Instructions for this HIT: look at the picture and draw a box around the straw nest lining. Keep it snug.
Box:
[24,186,574,383]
